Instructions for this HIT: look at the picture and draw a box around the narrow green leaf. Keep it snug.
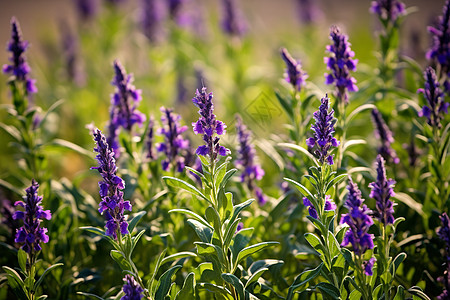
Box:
[316,282,340,299]
[198,283,233,299]
[219,169,237,189]
[3,266,27,300]
[275,91,294,119]
[393,285,405,300]
[245,268,268,288]
[347,104,376,124]
[349,290,362,300]
[223,218,241,250]
[45,138,93,157]
[161,252,197,266]
[393,193,423,216]
[390,252,407,277]
[185,166,205,179]
[149,249,168,293]
[128,211,146,234]
[163,176,210,203]
[187,219,213,243]
[169,209,213,230]
[76,292,106,300]
[175,272,196,300]
[0,123,21,141]
[278,143,318,166]
[235,242,279,269]
[18,249,27,273]
[407,286,430,300]
[155,265,182,300]
[130,230,146,255]
[304,233,326,260]
[110,250,131,271]
[222,273,245,300]
[33,263,64,290]
[284,178,315,201]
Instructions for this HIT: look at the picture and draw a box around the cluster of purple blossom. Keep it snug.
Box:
[371,108,399,164]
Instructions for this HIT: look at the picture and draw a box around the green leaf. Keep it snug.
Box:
[185,166,205,179]
[284,178,315,201]
[346,103,376,124]
[155,265,182,300]
[327,231,341,257]
[149,249,167,293]
[316,282,340,299]
[218,190,234,220]
[161,252,197,266]
[198,283,233,299]
[130,230,146,255]
[341,248,355,268]
[222,273,245,300]
[234,242,278,269]
[278,143,318,166]
[393,285,405,300]
[286,263,323,300]
[187,219,213,243]
[175,272,196,300]
[169,209,213,230]
[407,286,430,300]
[205,206,222,240]
[325,174,347,193]
[45,138,93,158]
[3,266,27,300]
[163,176,211,203]
[275,91,294,119]
[231,228,254,263]
[393,193,423,216]
[0,123,21,141]
[37,296,48,300]
[110,250,131,271]
[304,233,326,261]
[223,218,241,250]
[372,284,383,299]
[76,292,106,300]
[227,199,253,233]
[128,211,146,234]
[349,290,362,300]
[245,267,268,288]
[342,139,366,152]
[18,249,27,273]
[33,263,63,291]
[390,252,407,277]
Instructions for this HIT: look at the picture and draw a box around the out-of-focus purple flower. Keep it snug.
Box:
[369,155,396,225]
[418,67,449,129]
[426,1,450,74]
[370,0,405,23]
[280,48,308,92]
[1,198,19,241]
[60,21,84,86]
[121,275,144,300]
[438,213,450,299]
[220,0,247,36]
[371,108,399,164]
[75,0,99,21]
[340,177,374,257]
[91,129,131,239]
[363,257,377,276]
[140,0,165,42]
[2,17,37,94]
[13,180,51,254]
[176,74,188,104]
[306,95,340,165]
[403,136,420,167]
[107,108,121,157]
[235,222,244,233]
[303,195,336,219]
[191,87,230,160]
[296,0,323,25]
[106,0,127,6]
[146,115,155,160]
[324,26,358,104]
[110,60,146,131]
[156,107,190,172]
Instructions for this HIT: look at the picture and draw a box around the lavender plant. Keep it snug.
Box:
[164,87,279,299]
[371,108,400,164]
[3,180,63,300]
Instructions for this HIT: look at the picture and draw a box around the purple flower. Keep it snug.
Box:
[146,115,155,160]
[306,95,340,165]
[141,0,165,42]
[13,180,51,254]
[370,0,405,23]
[426,1,450,74]
[280,48,308,92]
[371,108,399,164]
[1,197,19,241]
[438,213,450,299]
[418,67,449,129]
[220,0,247,36]
[121,275,144,300]
[340,177,374,256]
[303,195,336,219]
[91,129,131,239]
[296,0,323,25]
[2,17,37,94]
[363,257,377,276]
[235,222,244,233]
[191,87,230,160]
[75,0,99,21]
[107,60,146,156]
[324,26,358,104]
[369,155,396,225]
[235,115,264,185]
[157,107,190,172]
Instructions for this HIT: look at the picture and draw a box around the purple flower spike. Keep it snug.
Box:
[192,87,230,160]
[121,275,144,300]
[157,107,190,172]
[340,177,375,256]
[3,17,37,94]
[146,115,155,160]
[91,129,131,240]
[371,109,399,164]
[370,0,405,23]
[307,95,340,165]
[280,48,308,92]
[236,115,264,180]
[303,195,336,219]
[418,67,449,129]
[438,213,450,299]
[75,0,99,21]
[13,180,51,254]
[370,155,396,225]
[220,0,247,36]
[324,26,358,104]
[296,0,323,25]
[427,1,450,75]
[141,0,164,42]
[363,257,377,276]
